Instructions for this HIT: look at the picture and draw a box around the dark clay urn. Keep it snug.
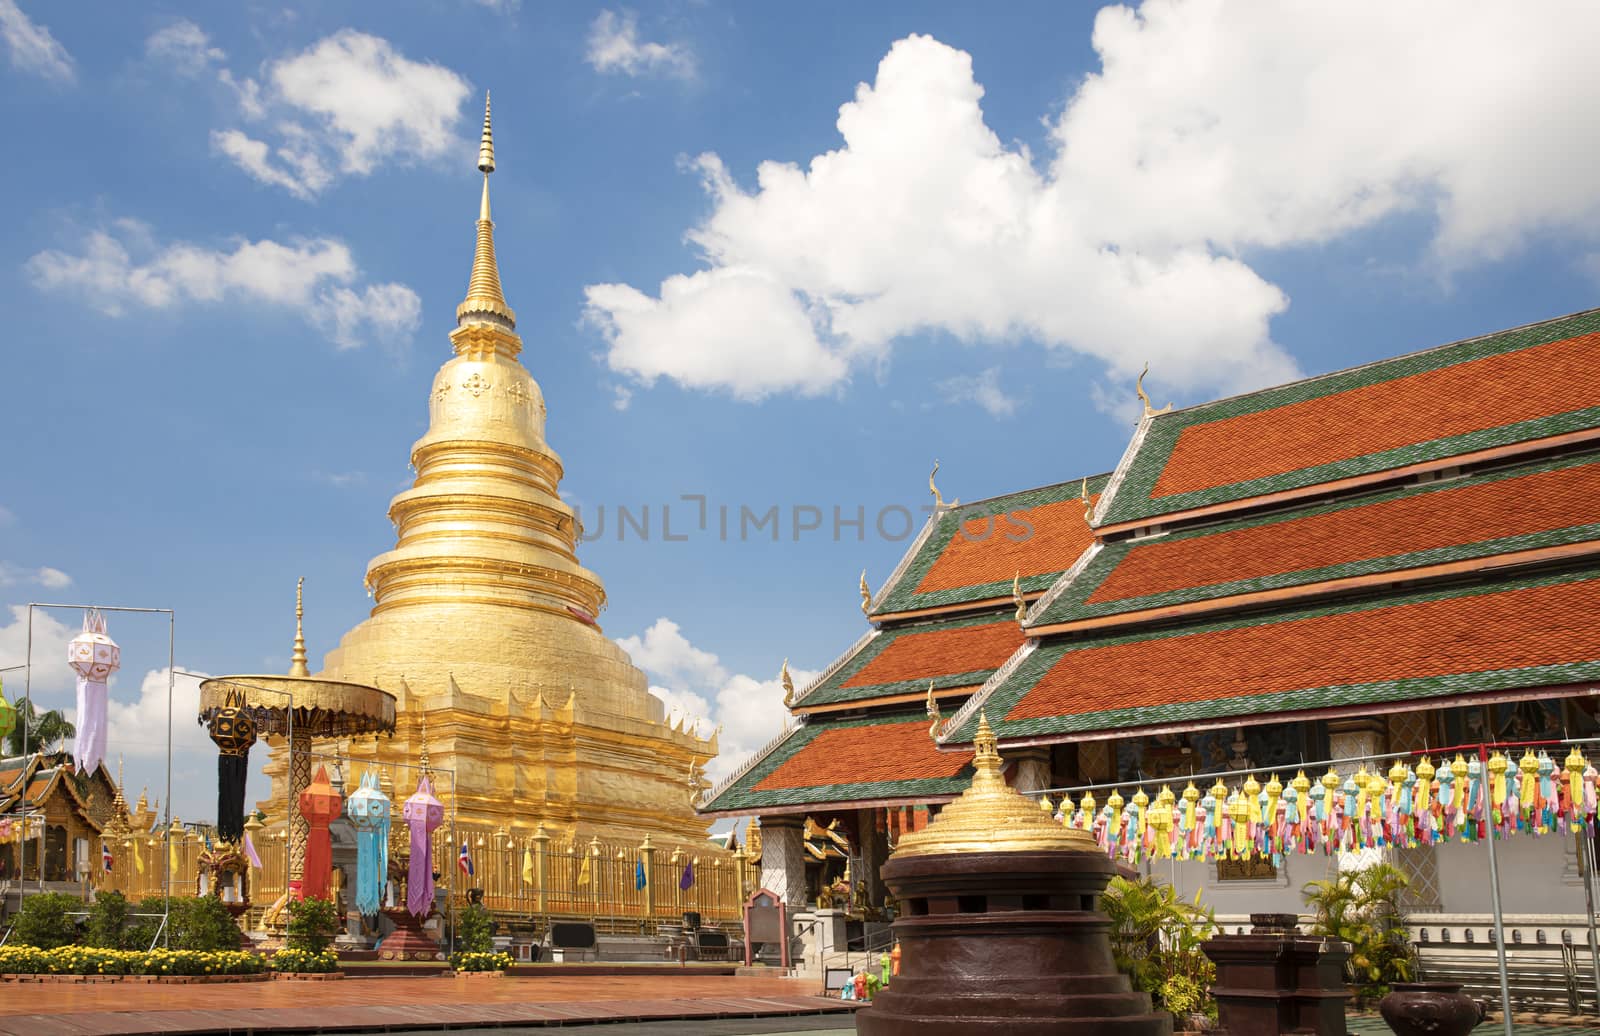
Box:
[1378,982,1485,1036]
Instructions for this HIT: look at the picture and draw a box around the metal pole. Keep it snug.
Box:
[164,611,174,946]
[1584,831,1600,1015]
[1482,747,1513,1036]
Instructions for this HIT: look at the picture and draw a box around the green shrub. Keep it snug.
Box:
[85,890,132,949]
[1101,876,1218,1024]
[457,902,495,954]
[1303,862,1415,1006]
[7,892,79,949]
[285,896,339,953]
[270,947,340,973]
[449,950,513,972]
[172,896,244,951]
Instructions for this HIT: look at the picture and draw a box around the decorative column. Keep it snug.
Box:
[1009,747,1053,795]
[286,728,312,888]
[641,833,656,917]
[532,822,549,914]
[758,815,808,910]
[1328,719,1387,873]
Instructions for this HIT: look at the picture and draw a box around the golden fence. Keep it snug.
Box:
[103,826,753,929]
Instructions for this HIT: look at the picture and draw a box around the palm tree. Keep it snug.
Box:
[4,700,77,756]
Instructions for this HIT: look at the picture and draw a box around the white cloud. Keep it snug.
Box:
[586,8,1600,408]
[210,30,470,198]
[145,20,224,76]
[26,221,420,350]
[0,505,14,526]
[34,567,71,590]
[470,0,521,12]
[619,618,815,783]
[939,367,1018,418]
[0,0,74,83]
[0,564,74,590]
[0,604,75,698]
[586,10,695,80]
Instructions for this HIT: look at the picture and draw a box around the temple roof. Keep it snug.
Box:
[1030,452,1600,632]
[698,711,975,816]
[870,475,1109,619]
[793,612,1026,711]
[945,563,1600,745]
[1096,309,1600,529]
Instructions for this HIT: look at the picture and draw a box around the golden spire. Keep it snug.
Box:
[289,577,310,678]
[456,90,516,332]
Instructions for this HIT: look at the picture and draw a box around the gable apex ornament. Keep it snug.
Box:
[780,658,795,707]
[1136,361,1172,418]
[1012,570,1028,626]
[929,460,959,511]
[925,680,942,740]
[859,570,872,615]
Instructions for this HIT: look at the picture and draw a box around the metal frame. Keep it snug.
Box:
[11,603,174,945]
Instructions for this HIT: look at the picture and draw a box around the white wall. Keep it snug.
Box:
[1433,835,1589,915]
[1157,853,1338,919]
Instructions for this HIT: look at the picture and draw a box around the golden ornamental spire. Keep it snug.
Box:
[289,577,310,678]
[456,90,516,333]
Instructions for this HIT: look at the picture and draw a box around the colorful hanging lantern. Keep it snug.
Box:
[0,678,15,746]
[403,775,444,918]
[345,770,391,917]
[68,610,119,773]
[297,765,344,901]
[204,687,258,843]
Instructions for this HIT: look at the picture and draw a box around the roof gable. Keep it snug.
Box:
[1033,452,1600,629]
[1099,309,1600,526]
[872,475,1108,617]
[950,563,1600,744]
[700,711,975,814]
[795,612,1025,708]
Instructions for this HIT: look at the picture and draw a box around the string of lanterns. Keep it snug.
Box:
[1037,747,1599,866]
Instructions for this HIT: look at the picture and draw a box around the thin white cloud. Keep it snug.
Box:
[35,567,71,590]
[619,618,815,783]
[586,10,695,80]
[154,25,470,199]
[145,19,224,76]
[0,505,14,526]
[0,0,74,83]
[0,604,75,697]
[0,564,73,590]
[26,220,421,350]
[587,7,1600,409]
[939,367,1018,419]
[470,0,521,12]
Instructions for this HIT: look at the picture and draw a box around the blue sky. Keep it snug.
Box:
[2,0,1598,821]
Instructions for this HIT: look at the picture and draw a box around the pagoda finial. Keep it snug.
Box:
[457,90,516,331]
[418,711,431,776]
[289,577,310,677]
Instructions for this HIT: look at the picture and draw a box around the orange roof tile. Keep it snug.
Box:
[1009,574,1600,724]
[841,619,1024,689]
[1152,332,1600,500]
[754,719,973,791]
[915,497,1098,595]
[1091,460,1600,604]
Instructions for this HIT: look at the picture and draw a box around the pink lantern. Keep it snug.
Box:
[402,775,444,918]
[68,611,119,772]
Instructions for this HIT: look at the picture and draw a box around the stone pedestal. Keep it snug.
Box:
[1202,914,1349,1036]
[811,908,850,954]
[377,906,444,961]
[858,851,1170,1035]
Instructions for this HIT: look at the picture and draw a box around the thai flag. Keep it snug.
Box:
[101,842,114,873]
[457,843,474,877]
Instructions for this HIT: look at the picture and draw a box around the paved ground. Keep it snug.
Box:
[0,973,855,1035]
[386,1021,853,1036]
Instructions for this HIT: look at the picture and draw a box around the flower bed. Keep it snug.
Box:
[448,951,514,974]
[269,948,341,976]
[0,946,267,979]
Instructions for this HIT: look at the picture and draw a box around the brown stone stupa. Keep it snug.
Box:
[857,713,1171,1035]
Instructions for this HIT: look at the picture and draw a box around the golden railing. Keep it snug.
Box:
[104,825,755,929]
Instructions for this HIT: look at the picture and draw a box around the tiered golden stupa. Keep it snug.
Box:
[267,95,715,845]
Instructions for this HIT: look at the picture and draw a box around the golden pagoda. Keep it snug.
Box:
[268,95,715,845]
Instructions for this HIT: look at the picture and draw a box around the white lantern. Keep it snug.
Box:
[68,610,119,773]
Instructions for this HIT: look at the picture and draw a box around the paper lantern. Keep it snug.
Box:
[0,678,15,745]
[68,610,119,773]
[297,765,344,901]
[403,775,444,918]
[205,688,258,843]
[345,770,391,916]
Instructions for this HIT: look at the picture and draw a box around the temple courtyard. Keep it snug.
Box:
[0,970,856,1035]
